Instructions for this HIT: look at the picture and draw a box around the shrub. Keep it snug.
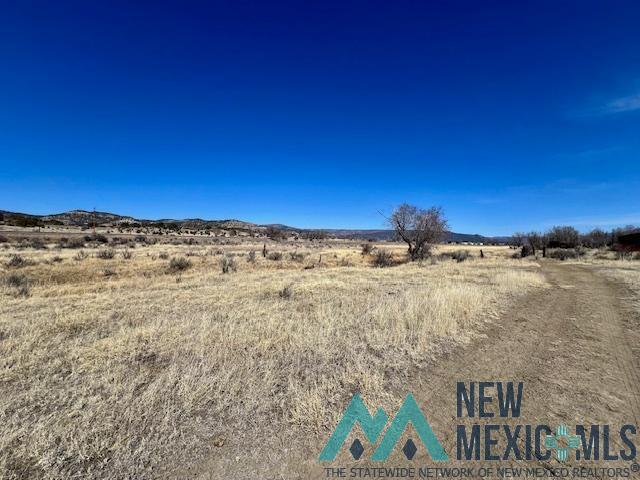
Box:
[520,245,533,258]
[169,257,191,272]
[220,255,237,274]
[633,252,640,261]
[372,250,394,268]
[59,237,85,249]
[89,233,109,244]
[265,226,286,241]
[289,251,305,262]
[278,283,293,299]
[339,257,352,267]
[18,238,47,250]
[247,250,256,263]
[267,251,283,261]
[361,243,374,256]
[594,249,612,260]
[450,250,471,262]
[0,235,8,243]
[158,252,169,260]
[74,250,88,261]
[616,251,632,260]
[96,249,116,260]
[3,273,31,296]
[121,250,133,260]
[548,249,578,261]
[51,256,63,263]
[111,237,132,246]
[6,254,32,268]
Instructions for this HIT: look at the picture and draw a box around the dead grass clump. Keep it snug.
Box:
[95,249,116,260]
[103,268,117,277]
[267,251,283,261]
[247,250,256,263]
[159,252,170,260]
[73,250,88,261]
[121,250,133,260]
[339,257,353,267]
[169,256,192,272]
[220,255,237,274]
[289,251,305,262]
[2,273,31,296]
[278,283,294,299]
[614,250,637,260]
[361,243,374,255]
[594,249,613,260]
[6,254,33,268]
[0,234,8,243]
[372,250,394,267]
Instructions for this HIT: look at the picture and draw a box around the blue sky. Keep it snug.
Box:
[1,1,639,235]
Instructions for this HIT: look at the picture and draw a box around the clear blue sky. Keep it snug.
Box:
[1,1,639,235]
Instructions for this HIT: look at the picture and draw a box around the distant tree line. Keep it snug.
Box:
[511,225,640,256]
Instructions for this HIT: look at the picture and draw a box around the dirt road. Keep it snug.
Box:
[190,262,640,479]
[409,262,640,473]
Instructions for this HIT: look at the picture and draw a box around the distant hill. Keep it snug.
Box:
[0,209,509,243]
[0,209,256,231]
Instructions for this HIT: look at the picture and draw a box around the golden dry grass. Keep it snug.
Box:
[586,260,640,314]
[0,240,546,478]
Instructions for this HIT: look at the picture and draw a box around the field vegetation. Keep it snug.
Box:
[0,235,548,479]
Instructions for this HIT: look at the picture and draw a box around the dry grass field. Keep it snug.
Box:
[0,237,551,479]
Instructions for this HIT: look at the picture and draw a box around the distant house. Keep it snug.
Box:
[616,231,640,252]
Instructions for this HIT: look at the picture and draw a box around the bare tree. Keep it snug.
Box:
[511,232,525,248]
[581,228,608,249]
[389,204,448,260]
[547,226,580,248]
[265,226,286,241]
[525,231,545,256]
[301,230,329,241]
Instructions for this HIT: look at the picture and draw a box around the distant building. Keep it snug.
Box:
[616,231,640,252]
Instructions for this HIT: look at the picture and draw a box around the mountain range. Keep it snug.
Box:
[0,209,509,243]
